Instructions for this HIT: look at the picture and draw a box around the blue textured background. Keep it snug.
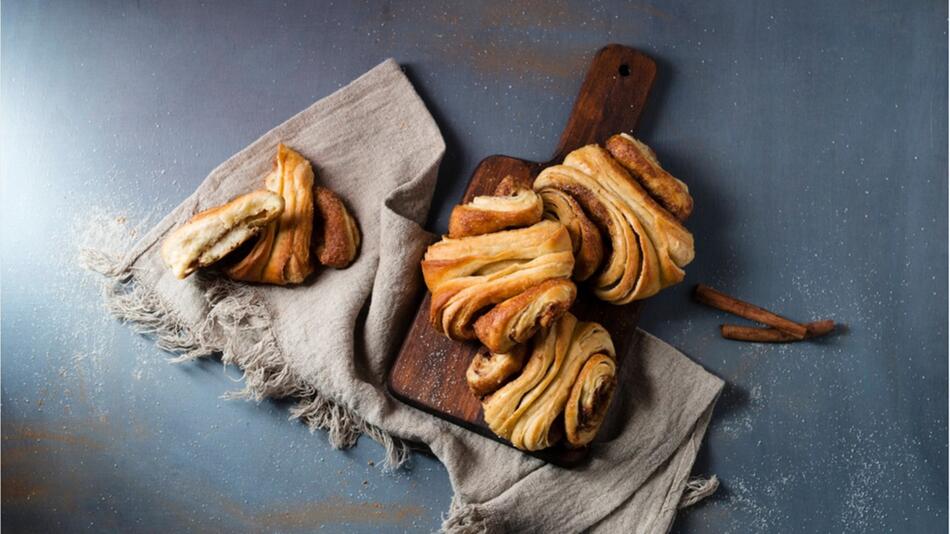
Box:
[2,1,946,532]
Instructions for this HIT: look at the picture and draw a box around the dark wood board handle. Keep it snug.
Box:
[388,45,657,467]
[459,44,656,202]
[549,44,656,163]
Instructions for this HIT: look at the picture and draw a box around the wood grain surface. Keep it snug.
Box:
[388,44,656,466]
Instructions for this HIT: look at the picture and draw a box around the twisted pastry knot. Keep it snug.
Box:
[421,220,576,352]
[534,144,695,304]
[466,345,527,397]
[480,312,616,450]
[538,187,603,281]
[227,144,316,284]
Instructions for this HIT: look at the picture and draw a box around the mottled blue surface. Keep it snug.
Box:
[2,1,946,532]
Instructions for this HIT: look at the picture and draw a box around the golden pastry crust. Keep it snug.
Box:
[481,313,615,451]
[565,145,694,266]
[161,190,284,279]
[534,144,694,303]
[466,345,526,397]
[226,144,315,285]
[537,187,603,281]
[473,278,576,354]
[314,186,361,268]
[606,133,692,221]
[447,175,543,238]
[421,220,574,340]
[482,314,574,447]
[564,353,616,447]
[535,163,644,302]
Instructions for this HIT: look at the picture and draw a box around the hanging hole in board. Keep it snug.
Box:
[618,64,630,77]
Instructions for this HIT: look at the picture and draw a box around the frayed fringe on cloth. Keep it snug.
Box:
[679,475,720,508]
[441,495,490,534]
[79,248,410,471]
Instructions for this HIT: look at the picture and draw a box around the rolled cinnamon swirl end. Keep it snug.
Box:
[537,187,604,281]
[564,353,617,448]
[466,345,527,397]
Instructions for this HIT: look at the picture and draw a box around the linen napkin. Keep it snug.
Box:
[83,58,724,533]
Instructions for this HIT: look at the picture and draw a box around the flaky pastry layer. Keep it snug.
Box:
[535,144,694,303]
[481,313,616,451]
[606,133,693,221]
[226,144,315,285]
[161,190,284,279]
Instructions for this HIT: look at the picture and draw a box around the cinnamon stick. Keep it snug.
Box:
[720,320,836,343]
[693,284,808,339]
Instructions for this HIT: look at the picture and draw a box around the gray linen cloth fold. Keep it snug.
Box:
[83,58,724,533]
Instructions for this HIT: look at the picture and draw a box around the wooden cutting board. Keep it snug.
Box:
[388,44,656,467]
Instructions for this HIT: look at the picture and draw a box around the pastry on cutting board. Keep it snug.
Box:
[417,133,697,452]
[534,144,694,304]
[606,133,693,221]
[536,186,603,281]
[480,312,616,451]
[447,175,543,238]
[421,220,576,346]
[160,190,284,279]
[473,278,576,354]
[466,345,527,397]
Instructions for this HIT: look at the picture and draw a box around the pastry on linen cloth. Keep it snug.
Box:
[314,186,361,268]
[226,144,315,285]
[160,190,284,279]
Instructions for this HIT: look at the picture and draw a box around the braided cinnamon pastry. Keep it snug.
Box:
[447,175,543,238]
[481,312,616,451]
[226,144,315,285]
[534,144,694,303]
[422,220,575,343]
